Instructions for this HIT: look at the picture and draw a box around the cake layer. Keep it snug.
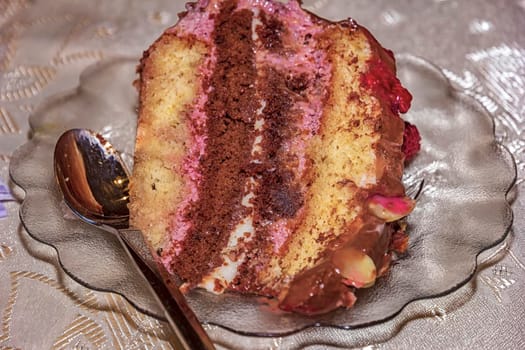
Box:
[130,34,208,254]
[130,0,414,315]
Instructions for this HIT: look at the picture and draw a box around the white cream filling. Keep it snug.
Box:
[198,217,255,292]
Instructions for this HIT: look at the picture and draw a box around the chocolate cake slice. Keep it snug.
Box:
[129,0,416,315]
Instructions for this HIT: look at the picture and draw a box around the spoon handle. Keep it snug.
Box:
[119,228,161,278]
[115,233,216,350]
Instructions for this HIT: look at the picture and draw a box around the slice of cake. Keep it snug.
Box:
[129,0,416,315]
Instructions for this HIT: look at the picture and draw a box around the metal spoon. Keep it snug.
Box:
[54,128,215,350]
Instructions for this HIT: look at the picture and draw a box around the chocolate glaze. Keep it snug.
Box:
[169,0,259,285]
[279,259,357,315]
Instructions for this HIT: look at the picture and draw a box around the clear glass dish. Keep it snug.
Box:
[9,55,516,336]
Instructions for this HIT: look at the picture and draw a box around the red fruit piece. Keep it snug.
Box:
[402,121,421,162]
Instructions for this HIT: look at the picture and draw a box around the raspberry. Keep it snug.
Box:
[402,121,421,162]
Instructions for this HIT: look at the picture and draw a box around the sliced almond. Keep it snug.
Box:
[332,247,377,288]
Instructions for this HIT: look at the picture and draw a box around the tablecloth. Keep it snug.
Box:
[0,0,524,348]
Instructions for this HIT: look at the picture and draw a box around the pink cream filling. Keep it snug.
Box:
[162,6,217,268]
[168,0,218,40]
[162,0,332,264]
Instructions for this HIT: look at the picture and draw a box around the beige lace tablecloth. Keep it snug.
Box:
[1,1,524,349]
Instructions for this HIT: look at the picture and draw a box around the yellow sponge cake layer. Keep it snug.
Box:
[130,36,208,251]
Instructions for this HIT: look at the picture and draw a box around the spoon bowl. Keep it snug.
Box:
[53,128,215,350]
[54,129,130,228]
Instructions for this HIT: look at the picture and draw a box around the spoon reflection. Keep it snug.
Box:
[54,128,215,350]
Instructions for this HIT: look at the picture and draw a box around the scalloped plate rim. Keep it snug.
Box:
[8,53,517,337]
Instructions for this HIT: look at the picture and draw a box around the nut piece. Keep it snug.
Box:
[332,247,377,288]
[368,195,415,222]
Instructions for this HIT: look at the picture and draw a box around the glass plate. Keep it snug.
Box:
[9,55,516,336]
